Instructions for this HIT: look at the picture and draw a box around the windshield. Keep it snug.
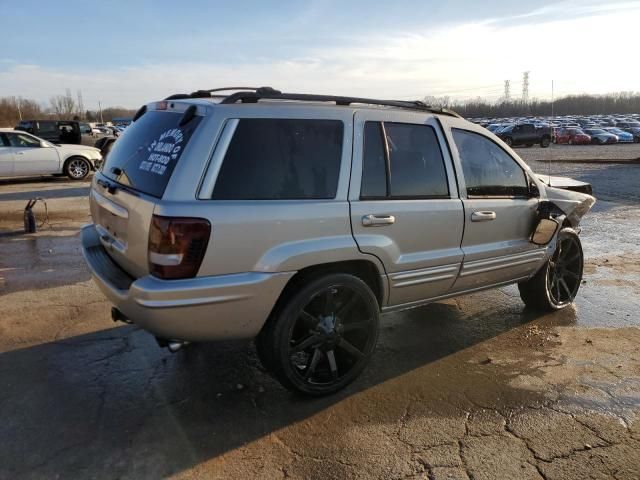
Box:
[101,110,203,198]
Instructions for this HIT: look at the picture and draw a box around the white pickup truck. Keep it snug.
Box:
[0,128,102,180]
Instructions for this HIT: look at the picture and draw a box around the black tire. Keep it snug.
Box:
[518,228,583,311]
[257,273,380,396]
[540,137,551,148]
[64,157,90,180]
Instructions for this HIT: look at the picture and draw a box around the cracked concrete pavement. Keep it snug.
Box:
[1,163,639,479]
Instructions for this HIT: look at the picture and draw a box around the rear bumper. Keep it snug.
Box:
[81,224,294,341]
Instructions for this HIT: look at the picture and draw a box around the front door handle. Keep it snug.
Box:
[362,214,396,227]
[471,211,496,222]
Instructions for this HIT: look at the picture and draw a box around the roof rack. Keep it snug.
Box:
[165,86,462,118]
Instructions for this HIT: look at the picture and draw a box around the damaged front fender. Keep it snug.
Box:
[543,186,596,227]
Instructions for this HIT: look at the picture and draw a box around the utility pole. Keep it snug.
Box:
[77,90,85,120]
[98,101,104,124]
[504,80,511,102]
[15,97,22,121]
[522,71,530,104]
[551,80,554,117]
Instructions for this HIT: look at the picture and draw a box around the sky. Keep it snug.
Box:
[1,0,640,109]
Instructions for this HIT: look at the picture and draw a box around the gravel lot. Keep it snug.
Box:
[1,161,639,479]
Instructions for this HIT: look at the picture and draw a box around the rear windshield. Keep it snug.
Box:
[102,110,202,198]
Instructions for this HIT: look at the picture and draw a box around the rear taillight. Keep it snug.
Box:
[148,215,211,279]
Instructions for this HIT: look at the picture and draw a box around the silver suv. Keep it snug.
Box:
[81,87,595,395]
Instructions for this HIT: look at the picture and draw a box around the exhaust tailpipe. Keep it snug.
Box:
[167,340,190,353]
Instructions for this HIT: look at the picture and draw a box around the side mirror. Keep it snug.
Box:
[530,201,566,246]
[531,218,560,246]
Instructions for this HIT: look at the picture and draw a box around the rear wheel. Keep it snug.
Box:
[64,157,90,180]
[257,273,380,395]
[518,228,583,311]
[540,137,550,148]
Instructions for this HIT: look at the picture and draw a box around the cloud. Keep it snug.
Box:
[2,2,639,108]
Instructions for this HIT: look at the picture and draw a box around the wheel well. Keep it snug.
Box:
[269,260,384,318]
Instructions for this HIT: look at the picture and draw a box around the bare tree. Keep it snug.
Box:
[50,92,77,119]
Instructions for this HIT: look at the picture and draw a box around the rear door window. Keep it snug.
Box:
[212,119,343,200]
[360,121,449,199]
[102,110,203,198]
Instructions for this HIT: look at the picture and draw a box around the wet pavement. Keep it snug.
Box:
[1,164,639,479]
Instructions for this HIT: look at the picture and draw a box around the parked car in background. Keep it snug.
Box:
[15,119,113,147]
[495,123,552,147]
[0,129,102,179]
[554,128,591,145]
[614,122,640,142]
[583,128,618,145]
[81,87,595,395]
[602,127,635,143]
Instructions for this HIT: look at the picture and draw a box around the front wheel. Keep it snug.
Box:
[257,273,380,396]
[65,157,90,180]
[518,228,584,311]
[540,137,550,148]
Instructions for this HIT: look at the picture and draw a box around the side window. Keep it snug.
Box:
[212,119,343,200]
[360,121,449,199]
[361,122,387,197]
[452,129,528,197]
[7,133,41,148]
[36,122,58,135]
[0,134,9,147]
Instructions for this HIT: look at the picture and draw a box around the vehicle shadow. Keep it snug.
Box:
[0,294,576,478]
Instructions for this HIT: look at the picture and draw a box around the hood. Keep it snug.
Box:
[57,143,101,153]
[542,185,596,228]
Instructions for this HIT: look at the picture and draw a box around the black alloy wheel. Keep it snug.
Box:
[518,228,584,311]
[546,233,583,307]
[259,273,380,395]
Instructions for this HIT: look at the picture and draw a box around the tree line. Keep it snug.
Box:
[0,94,136,127]
[2,91,639,126]
[422,92,640,118]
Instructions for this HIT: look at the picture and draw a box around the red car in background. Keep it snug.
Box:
[554,128,591,145]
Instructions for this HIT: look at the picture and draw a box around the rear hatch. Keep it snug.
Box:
[89,103,204,278]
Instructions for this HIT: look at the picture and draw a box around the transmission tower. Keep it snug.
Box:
[504,80,511,102]
[522,71,530,104]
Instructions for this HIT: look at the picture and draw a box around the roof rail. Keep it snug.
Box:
[165,86,462,117]
[165,86,274,100]
[219,89,462,118]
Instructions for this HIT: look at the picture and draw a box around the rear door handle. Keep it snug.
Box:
[471,211,496,222]
[362,214,396,227]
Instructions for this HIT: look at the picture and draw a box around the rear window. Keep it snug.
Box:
[102,110,202,198]
[212,119,343,200]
